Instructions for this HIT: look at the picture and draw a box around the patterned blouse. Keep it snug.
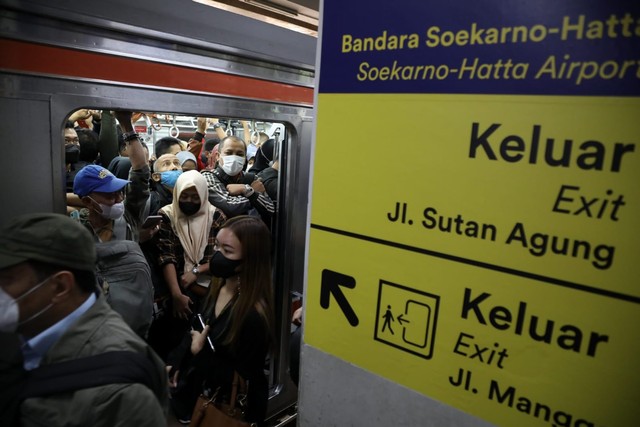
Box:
[156,209,227,273]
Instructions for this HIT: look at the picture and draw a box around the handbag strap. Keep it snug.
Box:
[229,371,245,409]
[201,371,247,411]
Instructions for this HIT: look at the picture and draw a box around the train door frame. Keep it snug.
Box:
[3,74,312,419]
[1,3,316,420]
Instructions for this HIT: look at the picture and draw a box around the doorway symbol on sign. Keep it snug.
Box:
[401,300,432,348]
[374,281,439,360]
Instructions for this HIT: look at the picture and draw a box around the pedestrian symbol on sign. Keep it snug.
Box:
[382,305,395,334]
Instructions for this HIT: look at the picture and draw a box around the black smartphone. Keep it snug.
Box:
[142,215,162,229]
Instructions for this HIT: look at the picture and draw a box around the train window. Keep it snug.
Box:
[63,109,288,394]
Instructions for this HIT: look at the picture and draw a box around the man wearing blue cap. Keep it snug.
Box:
[73,111,150,242]
[0,212,168,426]
[72,112,155,338]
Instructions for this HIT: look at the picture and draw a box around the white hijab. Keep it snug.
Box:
[159,170,216,275]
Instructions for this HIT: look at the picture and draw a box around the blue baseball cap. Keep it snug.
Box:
[73,165,130,197]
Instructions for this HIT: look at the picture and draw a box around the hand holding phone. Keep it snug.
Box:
[142,215,162,229]
[194,314,215,352]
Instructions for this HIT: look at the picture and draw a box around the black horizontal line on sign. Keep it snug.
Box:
[310,223,640,305]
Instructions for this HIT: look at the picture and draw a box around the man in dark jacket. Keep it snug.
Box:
[0,213,168,427]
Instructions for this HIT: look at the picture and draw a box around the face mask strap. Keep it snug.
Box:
[86,195,114,217]
[18,302,54,327]
[259,146,271,163]
[86,196,124,220]
[15,274,53,303]
[15,274,56,327]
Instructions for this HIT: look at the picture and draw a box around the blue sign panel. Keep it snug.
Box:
[318,1,640,95]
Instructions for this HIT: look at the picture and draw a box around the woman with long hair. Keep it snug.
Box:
[167,215,275,425]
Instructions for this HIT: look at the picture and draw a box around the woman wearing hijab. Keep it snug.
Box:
[248,138,274,174]
[153,170,226,363]
[166,215,275,426]
[157,170,227,321]
[158,171,226,319]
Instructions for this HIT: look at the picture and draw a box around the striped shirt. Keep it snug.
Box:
[201,167,275,218]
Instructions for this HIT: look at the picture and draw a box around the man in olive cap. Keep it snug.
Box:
[0,212,168,427]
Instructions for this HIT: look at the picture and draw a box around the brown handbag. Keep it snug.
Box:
[189,372,256,427]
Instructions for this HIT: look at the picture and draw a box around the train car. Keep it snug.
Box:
[0,0,316,423]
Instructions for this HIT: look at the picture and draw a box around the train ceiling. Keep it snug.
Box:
[194,0,319,36]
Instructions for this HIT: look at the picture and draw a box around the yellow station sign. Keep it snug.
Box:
[307,2,640,425]
[305,94,640,427]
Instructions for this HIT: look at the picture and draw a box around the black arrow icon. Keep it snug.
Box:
[320,269,359,326]
[397,314,410,325]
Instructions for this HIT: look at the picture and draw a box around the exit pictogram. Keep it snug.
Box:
[374,280,440,359]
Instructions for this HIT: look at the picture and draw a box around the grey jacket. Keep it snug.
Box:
[20,293,169,427]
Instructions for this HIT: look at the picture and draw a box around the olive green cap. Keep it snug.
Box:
[0,213,96,271]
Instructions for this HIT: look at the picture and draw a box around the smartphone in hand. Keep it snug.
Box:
[142,215,162,229]
[195,314,215,352]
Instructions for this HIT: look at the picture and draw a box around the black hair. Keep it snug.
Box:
[65,121,75,129]
[155,137,182,157]
[204,137,220,152]
[28,260,97,294]
[76,128,99,163]
[204,216,275,352]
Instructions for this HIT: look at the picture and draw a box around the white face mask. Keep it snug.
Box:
[0,276,53,333]
[90,198,125,220]
[220,155,245,176]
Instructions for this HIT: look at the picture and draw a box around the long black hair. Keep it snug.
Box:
[205,216,275,352]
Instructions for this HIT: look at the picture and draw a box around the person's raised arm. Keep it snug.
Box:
[68,108,92,126]
[114,111,150,232]
[210,118,227,139]
[114,111,146,170]
[188,117,207,170]
[241,120,251,143]
[97,110,119,167]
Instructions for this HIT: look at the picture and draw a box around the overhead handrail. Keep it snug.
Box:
[169,114,180,138]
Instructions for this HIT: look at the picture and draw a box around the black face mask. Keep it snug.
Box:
[179,201,200,216]
[210,251,242,279]
[65,144,80,164]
